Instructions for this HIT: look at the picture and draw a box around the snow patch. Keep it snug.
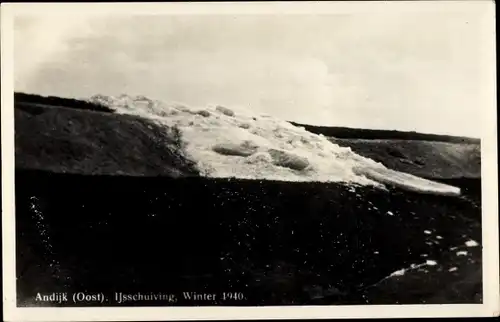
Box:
[381,262,428,284]
[456,251,468,256]
[390,269,406,277]
[465,240,479,247]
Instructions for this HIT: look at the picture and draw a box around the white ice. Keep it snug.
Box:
[89,94,462,196]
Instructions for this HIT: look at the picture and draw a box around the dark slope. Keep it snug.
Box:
[15,103,199,177]
[330,138,481,180]
[289,121,480,144]
[16,170,481,306]
[288,121,481,180]
[14,92,113,113]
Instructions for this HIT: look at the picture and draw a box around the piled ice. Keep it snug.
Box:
[89,94,461,195]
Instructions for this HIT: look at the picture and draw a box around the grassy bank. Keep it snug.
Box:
[15,103,199,177]
[290,121,480,144]
[330,138,481,180]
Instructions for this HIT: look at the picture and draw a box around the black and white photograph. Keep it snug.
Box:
[2,1,498,320]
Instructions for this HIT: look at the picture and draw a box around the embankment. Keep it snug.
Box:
[15,102,199,177]
[330,138,480,180]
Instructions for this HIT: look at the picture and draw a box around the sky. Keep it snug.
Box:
[13,7,493,137]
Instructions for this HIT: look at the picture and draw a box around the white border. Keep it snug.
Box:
[2,1,498,320]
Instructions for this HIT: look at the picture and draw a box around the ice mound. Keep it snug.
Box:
[213,140,260,157]
[215,105,235,117]
[354,167,461,196]
[88,94,461,195]
[267,149,310,171]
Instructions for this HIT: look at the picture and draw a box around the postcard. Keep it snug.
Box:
[2,1,498,320]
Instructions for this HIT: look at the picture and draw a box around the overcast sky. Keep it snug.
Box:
[13,9,492,137]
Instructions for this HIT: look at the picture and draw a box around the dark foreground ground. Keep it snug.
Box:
[16,169,482,306]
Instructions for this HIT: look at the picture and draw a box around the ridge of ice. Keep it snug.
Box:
[88,94,462,195]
